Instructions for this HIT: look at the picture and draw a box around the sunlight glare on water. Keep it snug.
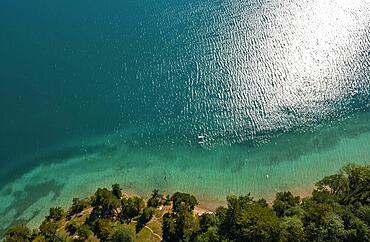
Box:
[180,0,370,144]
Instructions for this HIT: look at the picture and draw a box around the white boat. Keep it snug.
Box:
[197,135,205,144]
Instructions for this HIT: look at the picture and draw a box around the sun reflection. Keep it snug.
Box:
[192,0,370,142]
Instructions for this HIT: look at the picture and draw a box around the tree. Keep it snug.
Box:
[147,189,162,208]
[302,203,333,241]
[355,205,370,225]
[75,224,91,242]
[316,174,348,197]
[39,220,63,242]
[219,195,281,242]
[311,190,339,205]
[112,184,123,199]
[280,216,305,242]
[65,221,78,235]
[303,203,332,227]
[342,209,370,242]
[163,194,171,206]
[137,207,154,233]
[162,212,177,242]
[5,224,32,242]
[46,207,64,221]
[162,204,199,242]
[272,191,300,217]
[341,164,370,205]
[139,207,153,224]
[171,192,198,212]
[120,197,145,223]
[91,188,120,218]
[69,198,89,216]
[199,213,218,233]
[195,226,220,242]
[324,213,347,242]
[91,218,112,241]
[110,227,134,242]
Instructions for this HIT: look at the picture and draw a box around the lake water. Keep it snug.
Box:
[0,0,369,230]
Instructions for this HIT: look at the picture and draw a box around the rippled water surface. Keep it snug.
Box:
[0,0,369,230]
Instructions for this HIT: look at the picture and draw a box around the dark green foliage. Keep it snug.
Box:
[341,164,370,205]
[280,216,305,242]
[5,224,32,242]
[46,207,64,221]
[342,209,370,242]
[138,207,154,225]
[136,207,154,233]
[120,196,145,223]
[91,188,120,219]
[39,220,62,242]
[162,212,177,242]
[171,192,198,212]
[195,226,219,242]
[311,190,339,204]
[112,184,123,199]
[355,205,370,225]
[110,227,134,242]
[316,174,348,196]
[91,218,112,241]
[257,198,269,207]
[219,195,281,242]
[273,191,300,217]
[163,194,171,206]
[147,189,162,208]
[199,213,218,233]
[303,203,332,227]
[69,198,89,216]
[65,221,78,235]
[162,204,199,242]
[75,224,91,242]
[324,213,347,241]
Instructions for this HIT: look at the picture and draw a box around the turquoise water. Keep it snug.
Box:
[0,0,369,230]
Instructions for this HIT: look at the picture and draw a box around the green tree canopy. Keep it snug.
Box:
[219,195,281,242]
[5,224,32,242]
[110,227,134,242]
[273,191,300,217]
[171,192,198,212]
[46,207,64,221]
[120,196,145,223]
[91,188,120,218]
[112,184,123,199]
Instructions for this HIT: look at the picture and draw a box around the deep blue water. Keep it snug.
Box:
[0,0,369,186]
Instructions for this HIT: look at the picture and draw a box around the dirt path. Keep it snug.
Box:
[144,225,162,241]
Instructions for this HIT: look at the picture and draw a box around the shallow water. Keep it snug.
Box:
[0,0,369,230]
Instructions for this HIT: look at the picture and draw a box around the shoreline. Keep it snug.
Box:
[123,185,316,215]
[1,119,369,231]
